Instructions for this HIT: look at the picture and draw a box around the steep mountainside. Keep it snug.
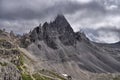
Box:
[25,15,120,80]
[0,15,120,80]
[0,29,67,80]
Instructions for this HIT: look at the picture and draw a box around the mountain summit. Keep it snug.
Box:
[28,15,120,78]
[1,15,120,80]
[30,15,77,49]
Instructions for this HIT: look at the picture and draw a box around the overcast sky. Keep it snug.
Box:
[0,0,120,43]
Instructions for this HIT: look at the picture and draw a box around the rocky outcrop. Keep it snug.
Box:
[0,39,22,80]
[30,15,77,49]
[0,39,14,49]
[0,32,23,80]
[19,34,31,48]
[0,60,22,80]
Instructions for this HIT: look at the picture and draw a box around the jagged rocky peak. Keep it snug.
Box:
[54,14,69,25]
[30,23,43,42]
[30,14,82,49]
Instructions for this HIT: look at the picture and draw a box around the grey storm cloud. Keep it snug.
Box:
[0,0,120,43]
[0,0,106,20]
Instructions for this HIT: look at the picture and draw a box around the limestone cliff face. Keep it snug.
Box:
[30,15,76,49]
[27,15,120,80]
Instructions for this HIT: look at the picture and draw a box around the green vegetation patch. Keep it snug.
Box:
[46,70,66,80]
[0,62,8,66]
[17,65,23,71]
[16,54,25,71]
[33,73,52,80]
[22,73,33,80]
[0,39,6,42]
[113,76,120,80]
[19,54,24,66]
